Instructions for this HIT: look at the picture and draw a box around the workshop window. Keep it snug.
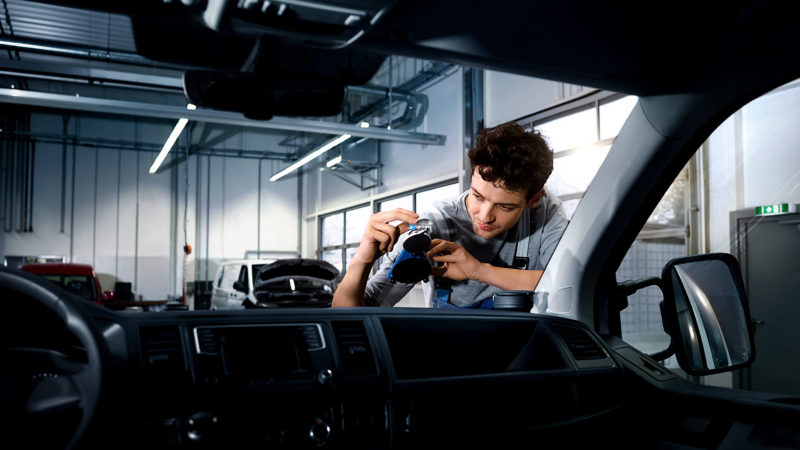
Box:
[518,92,639,220]
[378,182,460,215]
[320,181,459,275]
[319,204,371,275]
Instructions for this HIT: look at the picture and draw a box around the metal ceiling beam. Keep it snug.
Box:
[0,37,195,71]
[0,88,447,145]
[0,58,184,90]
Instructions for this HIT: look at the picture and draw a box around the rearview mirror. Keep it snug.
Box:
[661,253,755,376]
[183,71,348,119]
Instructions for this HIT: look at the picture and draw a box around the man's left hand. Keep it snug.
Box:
[426,239,484,281]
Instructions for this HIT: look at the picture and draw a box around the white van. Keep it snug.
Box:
[210,259,273,310]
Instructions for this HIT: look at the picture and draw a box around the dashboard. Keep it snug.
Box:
[103,308,626,449]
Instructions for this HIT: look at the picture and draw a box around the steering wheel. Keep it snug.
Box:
[0,267,108,449]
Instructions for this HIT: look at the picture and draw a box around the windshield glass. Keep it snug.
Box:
[3,13,642,314]
[42,275,97,302]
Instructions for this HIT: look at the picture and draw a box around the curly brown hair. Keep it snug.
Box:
[467,122,554,200]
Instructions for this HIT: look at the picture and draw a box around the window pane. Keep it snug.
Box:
[345,206,371,244]
[415,184,460,213]
[322,213,344,247]
[617,171,687,363]
[560,198,580,221]
[345,247,358,269]
[321,250,344,275]
[545,146,609,197]
[380,195,413,226]
[380,195,413,212]
[647,172,686,227]
[535,107,597,152]
[600,96,639,141]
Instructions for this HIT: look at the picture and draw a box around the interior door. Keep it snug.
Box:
[735,211,800,395]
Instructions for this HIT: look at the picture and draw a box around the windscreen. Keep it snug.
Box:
[41,275,97,302]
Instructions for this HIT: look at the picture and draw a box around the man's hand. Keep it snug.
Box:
[350,208,419,267]
[426,239,485,281]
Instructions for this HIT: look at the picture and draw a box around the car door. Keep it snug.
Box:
[211,265,239,310]
[225,265,248,308]
[536,68,800,446]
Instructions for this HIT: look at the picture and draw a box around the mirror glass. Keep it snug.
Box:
[669,259,751,372]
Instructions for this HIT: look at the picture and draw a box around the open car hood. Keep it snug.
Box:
[252,259,340,309]
[254,259,340,284]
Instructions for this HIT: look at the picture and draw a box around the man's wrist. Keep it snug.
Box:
[473,262,494,283]
[347,256,376,271]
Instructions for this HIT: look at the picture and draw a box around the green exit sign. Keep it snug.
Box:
[756,203,797,216]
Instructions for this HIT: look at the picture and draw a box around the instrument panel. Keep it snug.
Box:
[130,309,622,448]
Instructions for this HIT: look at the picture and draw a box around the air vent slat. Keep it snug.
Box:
[552,325,606,361]
[332,321,377,377]
[140,325,188,386]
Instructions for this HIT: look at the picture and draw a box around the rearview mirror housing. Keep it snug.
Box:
[661,253,756,376]
[183,71,348,118]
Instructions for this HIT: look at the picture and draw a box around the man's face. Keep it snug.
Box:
[466,169,543,240]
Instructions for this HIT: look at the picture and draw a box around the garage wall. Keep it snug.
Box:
[300,67,465,258]
[484,71,589,127]
[3,112,300,302]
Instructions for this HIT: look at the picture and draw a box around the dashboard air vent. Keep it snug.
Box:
[140,325,187,384]
[552,325,606,361]
[332,321,377,377]
[195,328,217,354]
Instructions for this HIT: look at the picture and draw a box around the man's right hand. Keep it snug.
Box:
[349,208,419,267]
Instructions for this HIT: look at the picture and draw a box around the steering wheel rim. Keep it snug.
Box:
[0,267,107,450]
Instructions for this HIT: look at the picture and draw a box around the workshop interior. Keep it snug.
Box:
[2,0,800,448]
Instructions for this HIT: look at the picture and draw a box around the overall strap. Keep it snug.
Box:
[513,207,531,270]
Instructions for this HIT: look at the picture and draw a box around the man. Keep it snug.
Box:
[332,122,569,308]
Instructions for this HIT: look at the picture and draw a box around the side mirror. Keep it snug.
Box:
[661,253,755,376]
[103,290,115,301]
[232,281,248,294]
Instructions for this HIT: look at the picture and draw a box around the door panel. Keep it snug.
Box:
[741,212,800,395]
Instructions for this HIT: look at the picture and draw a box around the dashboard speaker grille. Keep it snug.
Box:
[139,325,187,384]
[552,325,606,361]
[332,321,377,377]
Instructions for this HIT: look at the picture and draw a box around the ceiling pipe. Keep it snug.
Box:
[286,63,452,170]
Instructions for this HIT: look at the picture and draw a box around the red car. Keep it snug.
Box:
[20,263,110,305]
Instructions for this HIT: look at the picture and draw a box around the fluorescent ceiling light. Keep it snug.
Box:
[187,103,197,110]
[326,156,342,168]
[270,134,351,181]
[149,118,188,174]
[360,122,370,128]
